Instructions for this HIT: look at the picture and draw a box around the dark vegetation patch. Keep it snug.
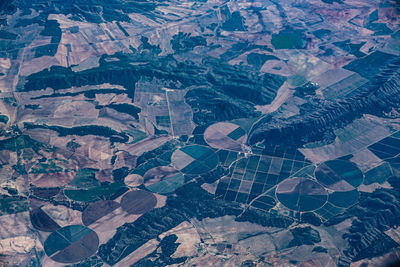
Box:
[287,226,321,248]
[24,122,129,143]
[333,40,366,58]
[271,28,307,49]
[312,246,328,253]
[392,31,400,40]
[112,167,130,183]
[0,30,17,40]
[67,26,79,33]
[30,187,88,212]
[321,0,343,4]
[312,29,331,39]
[247,53,279,69]
[0,135,43,153]
[364,10,393,36]
[24,104,40,110]
[185,64,285,126]
[95,103,141,120]
[171,32,207,52]
[15,15,45,27]
[221,6,247,31]
[185,87,260,125]
[116,22,129,37]
[40,19,61,41]
[134,234,187,266]
[300,212,322,226]
[189,125,208,145]
[31,88,126,100]
[0,114,8,123]
[220,42,272,62]
[198,166,228,184]
[293,82,319,98]
[4,187,18,196]
[0,194,28,215]
[34,44,59,58]
[0,0,16,15]
[66,139,81,152]
[138,36,162,54]
[34,19,62,57]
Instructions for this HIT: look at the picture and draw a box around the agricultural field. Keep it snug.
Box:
[0,0,399,266]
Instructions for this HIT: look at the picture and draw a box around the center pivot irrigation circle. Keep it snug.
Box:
[204,122,247,152]
[276,177,328,212]
[124,174,144,188]
[82,200,120,226]
[171,145,218,175]
[315,159,363,191]
[44,225,99,263]
[120,190,157,214]
[144,166,184,194]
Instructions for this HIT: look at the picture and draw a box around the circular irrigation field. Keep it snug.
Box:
[328,189,359,208]
[144,166,184,194]
[44,225,99,263]
[30,207,61,232]
[204,122,247,152]
[276,177,328,212]
[171,145,218,175]
[120,190,157,214]
[124,174,144,188]
[82,200,120,226]
[315,160,363,191]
